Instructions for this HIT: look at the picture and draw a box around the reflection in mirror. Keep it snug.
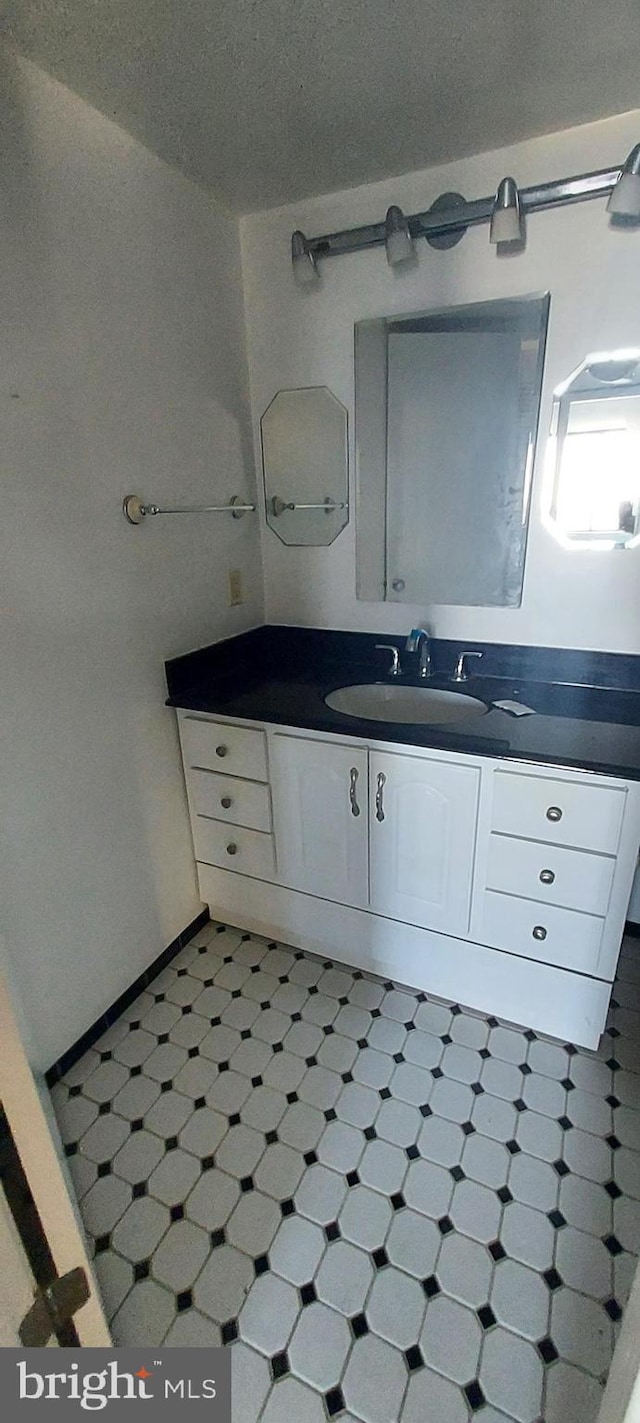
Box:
[355,295,549,606]
[260,387,349,546]
[546,352,640,550]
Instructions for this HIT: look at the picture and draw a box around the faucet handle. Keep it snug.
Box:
[376,643,401,677]
[453,650,483,682]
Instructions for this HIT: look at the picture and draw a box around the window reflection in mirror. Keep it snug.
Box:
[546,352,640,550]
[355,295,549,607]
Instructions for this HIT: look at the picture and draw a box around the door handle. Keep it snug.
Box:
[375,771,386,822]
[349,766,361,817]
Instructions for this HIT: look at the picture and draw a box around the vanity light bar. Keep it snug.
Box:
[291,153,640,278]
[122,494,256,524]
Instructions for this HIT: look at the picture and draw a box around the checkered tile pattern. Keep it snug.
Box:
[50,922,640,1422]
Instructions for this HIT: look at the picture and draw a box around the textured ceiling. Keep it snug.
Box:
[3,0,640,211]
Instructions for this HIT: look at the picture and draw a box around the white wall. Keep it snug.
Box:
[241,110,640,653]
[2,54,263,1070]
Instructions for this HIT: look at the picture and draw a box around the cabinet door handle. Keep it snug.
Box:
[546,805,562,822]
[216,745,228,758]
[220,796,233,809]
[349,767,361,817]
[532,925,547,941]
[226,842,238,856]
[539,869,555,885]
[375,771,386,822]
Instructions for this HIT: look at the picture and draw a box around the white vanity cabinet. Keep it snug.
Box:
[178,714,275,882]
[470,765,634,985]
[269,737,479,932]
[270,736,369,909]
[177,709,640,1048]
[368,751,480,935]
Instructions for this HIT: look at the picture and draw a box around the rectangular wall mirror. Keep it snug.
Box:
[355,293,550,606]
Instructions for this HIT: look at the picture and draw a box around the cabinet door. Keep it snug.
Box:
[271,735,369,908]
[370,751,480,934]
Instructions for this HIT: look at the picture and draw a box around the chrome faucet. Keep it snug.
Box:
[405,627,431,679]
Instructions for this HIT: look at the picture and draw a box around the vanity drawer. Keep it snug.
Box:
[189,768,272,832]
[486,834,615,916]
[181,717,268,782]
[193,816,276,880]
[480,889,605,975]
[491,770,625,855]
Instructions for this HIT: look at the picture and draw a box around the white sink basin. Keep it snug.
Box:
[325,682,489,725]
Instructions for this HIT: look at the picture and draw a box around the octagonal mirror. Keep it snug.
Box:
[260,386,349,545]
[546,350,640,550]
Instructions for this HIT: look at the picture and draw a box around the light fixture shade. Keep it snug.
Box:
[490,176,523,244]
[607,145,640,217]
[291,230,319,286]
[385,205,414,265]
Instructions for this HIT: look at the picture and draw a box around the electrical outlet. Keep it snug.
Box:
[228,568,244,606]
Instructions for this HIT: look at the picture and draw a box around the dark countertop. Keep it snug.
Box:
[165,626,640,782]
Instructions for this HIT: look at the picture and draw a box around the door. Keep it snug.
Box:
[598,1256,640,1423]
[0,1188,47,1347]
[271,735,369,908]
[369,751,480,934]
[0,962,110,1346]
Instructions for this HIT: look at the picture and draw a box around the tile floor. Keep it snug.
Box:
[50,921,640,1423]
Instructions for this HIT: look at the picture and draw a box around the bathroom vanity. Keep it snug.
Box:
[158,304,640,1052]
[166,628,640,1050]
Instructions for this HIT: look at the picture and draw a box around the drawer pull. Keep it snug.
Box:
[532,925,547,941]
[226,842,238,856]
[539,869,555,885]
[546,805,562,822]
[375,771,386,822]
[215,745,228,758]
[349,767,361,818]
[220,796,233,809]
